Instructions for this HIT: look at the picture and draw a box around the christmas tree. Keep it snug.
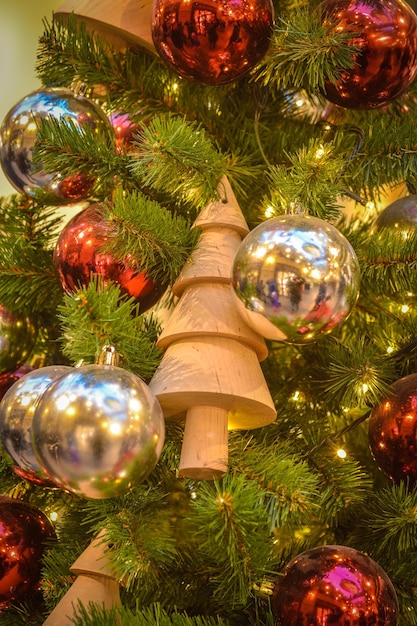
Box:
[2,0,417,624]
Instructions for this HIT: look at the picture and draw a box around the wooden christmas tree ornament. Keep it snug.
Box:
[149,178,277,480]
[55,0,156,54]
[43,531,120,625]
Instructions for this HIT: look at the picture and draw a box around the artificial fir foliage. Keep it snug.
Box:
[3,0,417,624]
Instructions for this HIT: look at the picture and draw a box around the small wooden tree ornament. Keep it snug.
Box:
[55,0,156,54]
[149,178,276,480]
[43,531,121,625]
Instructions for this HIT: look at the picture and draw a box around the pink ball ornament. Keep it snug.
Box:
[109,111,141,154]
[271,545,398,626]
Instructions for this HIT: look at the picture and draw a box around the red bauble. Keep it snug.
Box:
[271,545,398,626]
[151,0,274,85]
[54,204,166,312]
[0,496,55,609]
[320,0,417,109]
[369,373,417,487]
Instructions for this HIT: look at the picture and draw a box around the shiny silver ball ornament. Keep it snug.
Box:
[374,195,417,230]
[0,305,36,375]
[232,214,360,343]
[0,87,110,201]
[0,365,73,486]
[32,364,165,499]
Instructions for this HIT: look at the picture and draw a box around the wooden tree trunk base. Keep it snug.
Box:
[42,576,121,625]
[179,406,228,479]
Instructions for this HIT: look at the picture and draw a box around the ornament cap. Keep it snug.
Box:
[97,345,119,367]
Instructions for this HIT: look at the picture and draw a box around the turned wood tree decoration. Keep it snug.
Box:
[55,0,156,53]
[149,178,277,479]
[43,531,120,625]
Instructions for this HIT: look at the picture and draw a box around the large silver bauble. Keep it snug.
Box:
[32,364,165,499]
[0,365,73,486]
[232,214,360,343]
[0,87,110,201]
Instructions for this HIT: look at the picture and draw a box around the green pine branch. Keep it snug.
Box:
[56,280,162,380]
[256,9,358,92]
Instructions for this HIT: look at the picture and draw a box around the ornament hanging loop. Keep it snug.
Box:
[70,77,91,98]
[97,345,120,367]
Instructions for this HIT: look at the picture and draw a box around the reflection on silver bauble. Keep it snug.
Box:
[32,364,165,499]
[0,366,72,486]
[0,88,110,201]
[232,214,360,343]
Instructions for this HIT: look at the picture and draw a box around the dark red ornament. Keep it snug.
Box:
[54,204,166,312]
[320,0,417,109]
[271,545,398,626]
[369,373,417,487]
[0,496,55,609]
[151,0,274,85]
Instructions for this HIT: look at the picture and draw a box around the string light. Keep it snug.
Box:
[337,448,347,459]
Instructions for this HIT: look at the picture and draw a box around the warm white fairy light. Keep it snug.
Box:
[50,511,58,522]
[402,304,410,313]
[264,205,275,218]
[337,448,347,459]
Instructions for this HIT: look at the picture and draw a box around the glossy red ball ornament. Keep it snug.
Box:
[271,545,398,626]
[0,496,55,609]
[369,373,417,487]
[151,0,274,85]
[320,0,417,109]
[54,204,166,312]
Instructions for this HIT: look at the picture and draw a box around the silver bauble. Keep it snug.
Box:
[374,195,417,230]
[232,214,360,343]
[32,364,165,499]
[0,365,72,486]
[0,305,36,375]
[0,87,110,201]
